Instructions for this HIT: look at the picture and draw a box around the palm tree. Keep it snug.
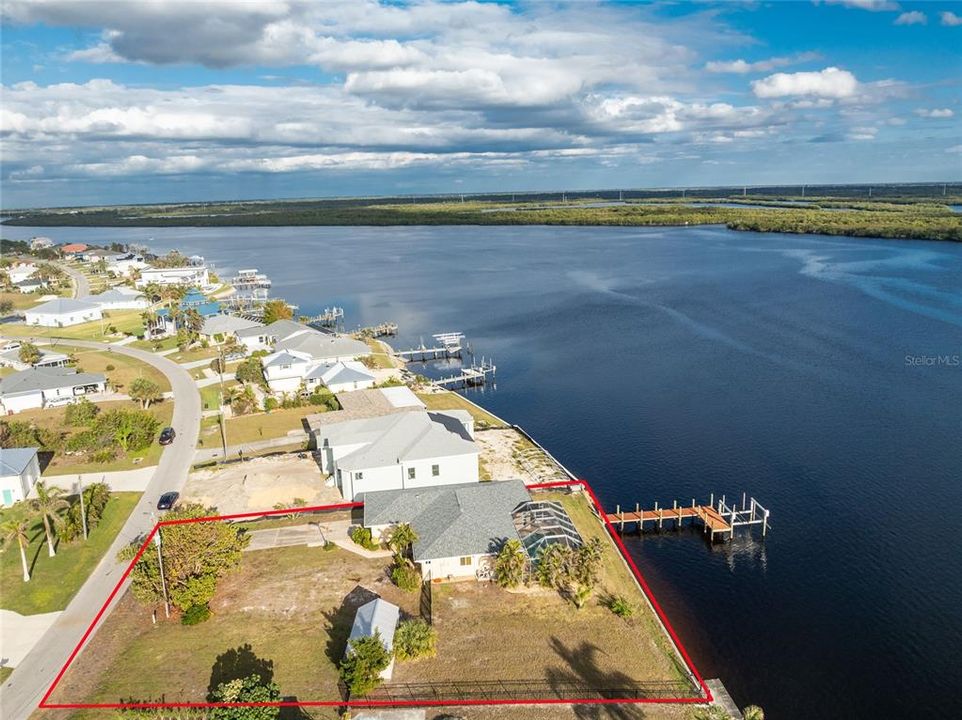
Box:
[1,519,33,582]
[494,538,526,588]
[386,523,418,561]
[742,706,765,720]
[30,482,69,557]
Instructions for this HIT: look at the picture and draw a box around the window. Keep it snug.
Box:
[408,467,416,480]
[355,472,363,480]
[432,464,440,477]
[459,556,472,566]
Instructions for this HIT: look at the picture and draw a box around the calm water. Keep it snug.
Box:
[4,223,962,718]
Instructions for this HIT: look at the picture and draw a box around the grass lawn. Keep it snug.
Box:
[0,666,12,683]
[48,543,420,706]
[43,343,172,394]
[0,492,141,615]
[11,400,175,475]
[2,310,146,341]
[1,291,45,311]
[199,383,225,411]
[127,335,179,352]
[417,390,507,428]
[222,406,315,444]
[363,338,396,368]
[169,346,223,364]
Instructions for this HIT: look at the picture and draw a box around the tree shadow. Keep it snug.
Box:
[546,637,648,720]
[207,643,275,699]
[321,584,379,666]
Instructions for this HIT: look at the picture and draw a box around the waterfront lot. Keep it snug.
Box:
[47,489,691,709]
[416,389,507,428]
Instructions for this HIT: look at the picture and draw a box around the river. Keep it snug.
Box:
[4,223,961,718]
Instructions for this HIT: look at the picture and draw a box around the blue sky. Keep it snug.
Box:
[1,0,959,208]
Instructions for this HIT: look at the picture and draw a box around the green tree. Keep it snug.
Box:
[494,538,526,588]
[65,397,100,426]
[208,673,280,720]
[235,358,265,386]
[393,619,437,661]
[227,384,258,416]
[17,341,41,366]
[129,377,163,409]
[742,706,765,720]
[183,307,204,336]
[386,523,418,560]
[261,299,292,325]
[31,482,69,557]
[535,543,570,590]
[339,632,391,698]
[1,519,33,582]
[119,504,249,612]
[0,299,14,315]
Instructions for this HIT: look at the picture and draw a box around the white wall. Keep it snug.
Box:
[24,306,103,327]
[0,454,39,506]
[420,553,489,581]
[0,391,44,414]
[136,266,209,287]
[326,377,376,394]
[96,297,148,311]
[400,452,479,490]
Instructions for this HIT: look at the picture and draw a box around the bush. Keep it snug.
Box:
[263,396,278,413]
[390,562,420,592]
[322,540,336,551]
[393,619,437,661]
[606,594,635,619]
[105,363,115,371]
[339,633,391,698]
[0,420,62,451]
[181,604,212,625]
[349,525,379,551]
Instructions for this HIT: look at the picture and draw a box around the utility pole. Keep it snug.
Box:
[218,345,227,461]
[78,475,88,540]
[155,528,170,619]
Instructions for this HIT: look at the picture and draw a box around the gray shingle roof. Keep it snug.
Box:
[27,298,100,315]
[362,479,531,561]
[91,288,146,304]
[0,447,38,476]
[0,367,107,396]
[235,318,308,340]
[201,314,263,336]
[275,332,370,361]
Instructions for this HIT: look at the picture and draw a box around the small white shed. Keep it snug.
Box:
[346,598,400,680]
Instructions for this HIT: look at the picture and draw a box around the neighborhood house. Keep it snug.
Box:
[0,447,41,507]
[361,479,533,580]
[0,342,69,371]
[136,265,211,289]
[313,408,478,500]
[91,288,149,311]
[0,367,107,414]
[24,298,103,327]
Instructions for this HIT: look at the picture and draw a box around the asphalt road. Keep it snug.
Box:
[0,339,200,718]
[59,261,90,299]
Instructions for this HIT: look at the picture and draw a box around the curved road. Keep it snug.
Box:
[59,261,90,299]
[0,339,200,718]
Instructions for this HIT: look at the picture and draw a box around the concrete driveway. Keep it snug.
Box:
[244,524,327,551]
[0,338,201,718]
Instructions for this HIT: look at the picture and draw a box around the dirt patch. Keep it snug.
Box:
[182,454,341,515]
[475,428,570,483]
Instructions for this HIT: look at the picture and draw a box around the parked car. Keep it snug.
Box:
[158,427,176,445]
[157,492,179,511]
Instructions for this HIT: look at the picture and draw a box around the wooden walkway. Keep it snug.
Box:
[605,495,770,541]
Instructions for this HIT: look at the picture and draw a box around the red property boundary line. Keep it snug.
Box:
[39,481,712,711]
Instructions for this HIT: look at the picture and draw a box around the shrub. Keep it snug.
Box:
[390,562,420,592]
[349,525,379,551]
[105,363,115,371]
[606,594,635,619]
[263,396,278,413]
[394,619,437,661]
[181,604,212,625]
[339,632,391,698]
[322,540,337,551]
[64,399,100,428]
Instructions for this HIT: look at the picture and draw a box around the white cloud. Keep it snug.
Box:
[847,126,878,140]
[940,11,962,26]
[914,108,954,118]
[817,0,900,11]
[705,52,820,74]
[752,67,859,99]
[894,11,926,25]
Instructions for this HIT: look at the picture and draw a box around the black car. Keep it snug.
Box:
[158,427,176,445]
[157,492,179,511]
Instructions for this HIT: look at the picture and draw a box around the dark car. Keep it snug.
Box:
[158,427,176,445]
[157,492,179,511]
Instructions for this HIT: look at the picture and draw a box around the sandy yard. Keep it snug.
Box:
[181,454,342,515]
[476,428,571,484]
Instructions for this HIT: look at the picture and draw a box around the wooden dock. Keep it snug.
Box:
[434,359,496,388]
[305,306,344,329]
[354,322,398,338]
[606,494,770,541]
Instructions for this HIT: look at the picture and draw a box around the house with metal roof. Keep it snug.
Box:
[23,298,103,327]
[0,448,41,507]
[314,409,478,501]
[0,367,107,414]
[362,479,532,580]
[346,598,400,680]
[91,288,149,311]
